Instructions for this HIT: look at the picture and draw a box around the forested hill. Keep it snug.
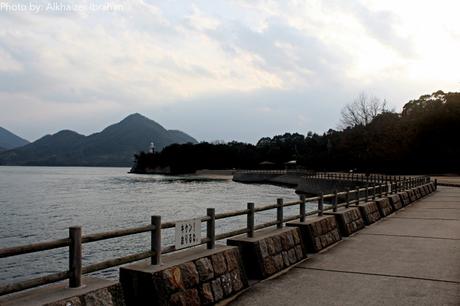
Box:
[0,113,197,166]
[132,91,460,174]
[0,127,29,150]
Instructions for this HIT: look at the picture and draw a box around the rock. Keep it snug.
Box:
[155,267,183,294]
[195,258,214,281]
[282,251,290,266]
[211,253,227,276]
[230,270,244,292]
[83,288,114,306]
[287,249,297,264]
[292,230,301,245]
[179,262,199,288]
[280,233,290,250]
[211,278,224,301]
[200,283,214,305]
[295,245,304,260]
[224,249,239,271]
[266,237,276,255]
[273,254,284,270]
[220,273,233,296]
[286,232,295,248]
[263,256,277,275]
[273,236,283,253]
[320,236,327,248]
[321,220,328,235]
[259,239,269,258]
[169,289,200,306]
[314,222,322,235]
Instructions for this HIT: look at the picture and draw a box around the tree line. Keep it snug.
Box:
[132,90,460,174]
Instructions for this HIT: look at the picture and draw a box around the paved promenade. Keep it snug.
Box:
[231,186,460,306]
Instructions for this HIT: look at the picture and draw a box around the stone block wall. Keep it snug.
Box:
[413,188,422,199]
[120,246,248,306]
[421,186,427,196]
[425,185,430,194]
[227,227,306,280]
[287,215,341,253]
[0,277,125,306]
[398,192,410,206]
[375,198,394,217]
[326,207,364,237]
[357,201,381,225]
[407,189,417,202]
[387,194,403,211]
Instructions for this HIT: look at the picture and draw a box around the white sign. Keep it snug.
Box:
[175,218,201,250]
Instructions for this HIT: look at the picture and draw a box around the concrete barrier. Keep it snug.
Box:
[422,185,430,195]
[120,245,248,306]
[420,186,426,196]
[227,227,306,280]
[375,198,394,217]
[325,207,365,237]
[356,201,381,225]
[387,194,403,211]
[413,188,422,200]
[287,215,341,253]
[407,189,417,202]
[0,277,124,306]
[398,191,411,206]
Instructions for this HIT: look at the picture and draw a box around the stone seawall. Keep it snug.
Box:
[326,207,365,237]
[120,246,248,306]
[233,172,368,195]
[227,227,306,279]
[357,201,381,225]
[287,215,341,252]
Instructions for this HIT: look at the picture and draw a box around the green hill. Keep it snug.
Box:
[0,113,197,166]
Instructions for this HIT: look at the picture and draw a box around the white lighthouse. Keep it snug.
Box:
[149,142,155,154]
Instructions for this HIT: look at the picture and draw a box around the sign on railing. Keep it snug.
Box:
[175,218,201,250]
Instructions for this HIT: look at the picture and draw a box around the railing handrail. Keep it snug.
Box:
[0,175,432,296]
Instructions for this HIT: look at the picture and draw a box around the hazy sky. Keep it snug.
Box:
[0,0,459,143]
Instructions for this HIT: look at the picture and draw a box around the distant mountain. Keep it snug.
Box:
[0,127,29,150]
[0,113,197,166]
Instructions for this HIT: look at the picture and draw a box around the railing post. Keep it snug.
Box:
[333,190,338,212]
[372,185,376,200]
[247,203,255,238]
[345,188,350,208]
[207,208,215,249]
[355,186,360,205]
[365,184,369,202]
[318,193,324,216]
[151,215,161,265]
[300,195,306,222]
[435,179,438,190]
[277,198,283,229]
[69,226,82,288]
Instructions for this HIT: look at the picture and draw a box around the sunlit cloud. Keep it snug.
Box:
[0,0,458,142]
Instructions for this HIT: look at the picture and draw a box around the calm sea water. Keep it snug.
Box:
[0,166,315,284]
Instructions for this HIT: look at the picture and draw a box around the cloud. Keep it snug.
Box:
[0,0,459,142]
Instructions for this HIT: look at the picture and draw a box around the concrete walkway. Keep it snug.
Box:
[231,186,460,306]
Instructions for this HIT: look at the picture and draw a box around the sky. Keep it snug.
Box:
[0,0,459,143]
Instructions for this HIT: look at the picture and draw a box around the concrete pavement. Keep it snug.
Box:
[230,186,460,306]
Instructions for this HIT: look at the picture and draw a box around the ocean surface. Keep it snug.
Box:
[0,166,316,284]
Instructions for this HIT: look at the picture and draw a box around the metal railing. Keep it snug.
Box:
[235,169,430,185]
[0,175,432,296]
